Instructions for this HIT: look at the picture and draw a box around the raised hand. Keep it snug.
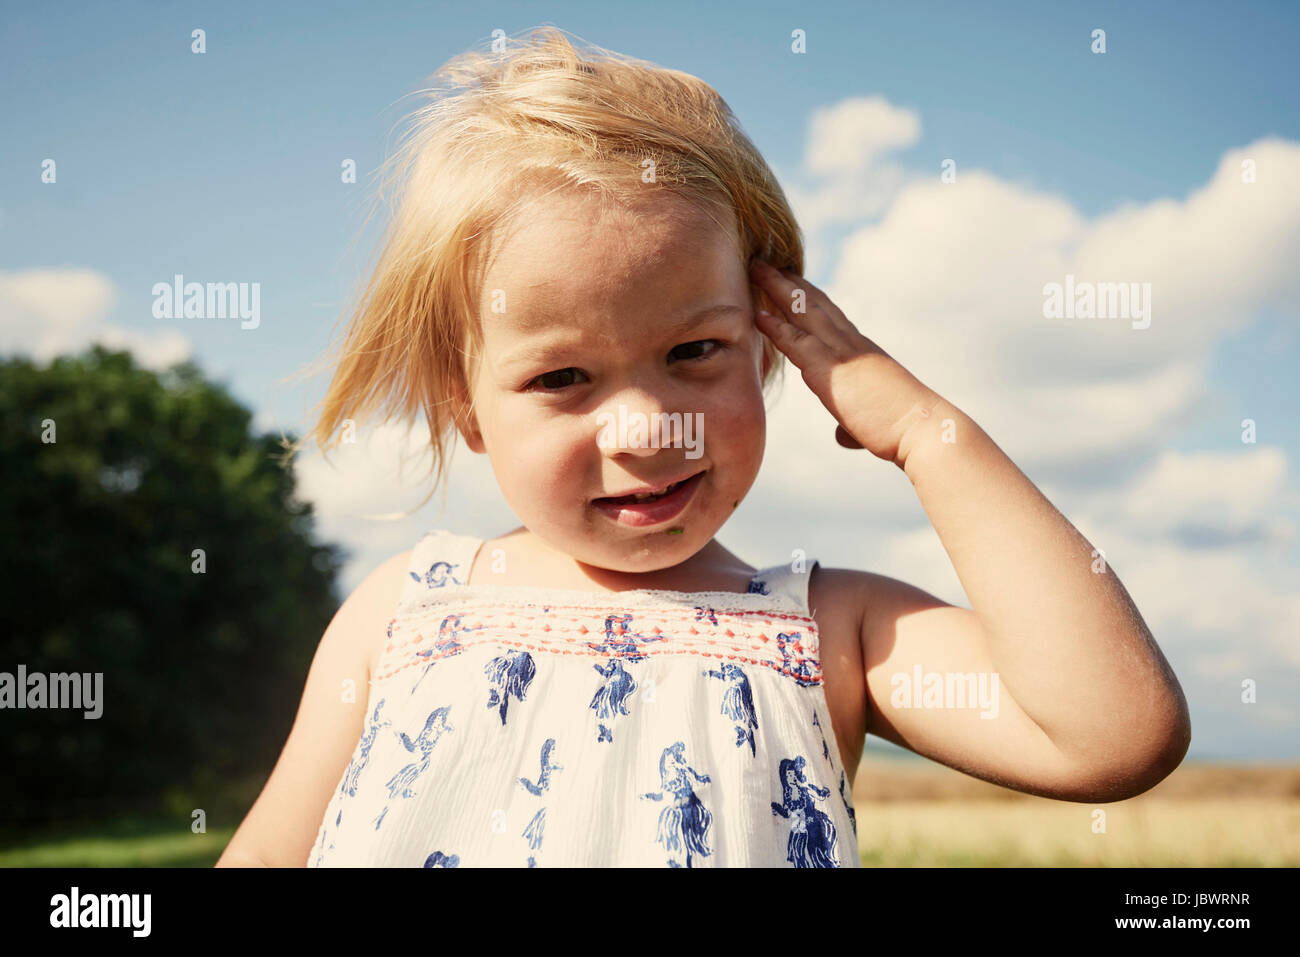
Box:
[749,257,943,468]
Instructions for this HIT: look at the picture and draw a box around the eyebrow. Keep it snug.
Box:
[498,303,747,370]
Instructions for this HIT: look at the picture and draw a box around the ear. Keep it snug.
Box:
[755,315,776,381]
[752,284,775,381]
[759,342,774,382]
[451,382,485,454]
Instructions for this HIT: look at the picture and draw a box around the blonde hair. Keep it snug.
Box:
[288,25,803,510]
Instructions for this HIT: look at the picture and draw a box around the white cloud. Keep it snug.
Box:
[1069,446,1294,544]
[1115,540,1300,670]
[0,268,192,370]
[291,419,511,595]
[279,102,1300,760]
[738,105,1300,758]
[789,136,1300,473]
[1190,650,1252,681]
[1038,445,1300,675]
[1074,139,1300,335]
[780,96,922,275]
[804,96,922,177]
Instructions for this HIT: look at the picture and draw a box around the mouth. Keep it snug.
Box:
[591,470,707,527]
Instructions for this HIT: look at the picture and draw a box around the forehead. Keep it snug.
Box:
[492,186,734,260]
[479,189,742,331]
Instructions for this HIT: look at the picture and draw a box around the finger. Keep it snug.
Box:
[755,307,830,370]
[749,260,853,344]
[834,424,864,449]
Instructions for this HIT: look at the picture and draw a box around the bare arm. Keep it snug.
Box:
[748,258,1190,803]
[864,398,1190,801]
[214,549,411,866]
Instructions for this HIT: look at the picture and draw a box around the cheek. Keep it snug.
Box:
[706,368,766,431]
[498,415,590,488]
[692,404,761,479]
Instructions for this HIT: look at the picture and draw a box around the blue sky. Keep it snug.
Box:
[2,1,1297,760]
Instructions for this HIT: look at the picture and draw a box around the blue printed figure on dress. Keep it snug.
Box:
[520,738,562,795]
[410,613,487,696]
[812,709,830,761]
[369,705,454,832]
[410,558,464,589]
[770,755,841,867]
[702,662,758,756]
[747,578,771,596]
[639,742,713,868]
[774,631,817,687]
[586,613,665,662]
[838,769,858,837]
[484,649,536,725]
[341,699,391,796]
[523,806,547,858]
[423,850,460,867]
[589,658,638,743]
[314,807,343,865]
[694,605,719,627]
[812,708,859,834]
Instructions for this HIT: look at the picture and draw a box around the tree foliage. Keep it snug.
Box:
[0,346,344,826]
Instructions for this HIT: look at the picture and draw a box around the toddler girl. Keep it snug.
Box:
[216,26,1189,869]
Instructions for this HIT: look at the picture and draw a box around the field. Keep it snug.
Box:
[2,757,1297,867]
[852,755,1300,866]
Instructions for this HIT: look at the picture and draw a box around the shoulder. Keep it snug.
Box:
[810,564,951,632]
[808,565,958,739]
[808,564,956,681]
[333,549,414,679]
[356,548,415,601]
[807,565,873,627]
[806,565,872,668]
[807,566,871,665]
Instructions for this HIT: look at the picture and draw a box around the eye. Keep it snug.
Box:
[669,339,723,362]
[525,368,588,392]
[523,340,723,393]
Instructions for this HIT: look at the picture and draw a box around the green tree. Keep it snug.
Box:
[0,345,344,829]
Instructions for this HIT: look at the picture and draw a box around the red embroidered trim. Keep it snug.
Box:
[373,603,823,686]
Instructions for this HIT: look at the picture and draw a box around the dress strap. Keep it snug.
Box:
[396,529,484,613]
[397,530,819,616]
[747,555,820,616]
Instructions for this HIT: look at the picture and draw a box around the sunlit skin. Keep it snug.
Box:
[453,183,1189,803]
[746,257,1191,800]
[217,179,1192,875]
[453,188,773,591]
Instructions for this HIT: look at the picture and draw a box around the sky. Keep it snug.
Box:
[2,0,1297,760]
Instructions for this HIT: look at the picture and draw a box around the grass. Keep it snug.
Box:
[0,816,236,868]
[3,758,1296,867]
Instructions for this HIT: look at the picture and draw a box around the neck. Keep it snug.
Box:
[503,527,753,592]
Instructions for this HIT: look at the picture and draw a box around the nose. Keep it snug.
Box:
[593,384,684,459]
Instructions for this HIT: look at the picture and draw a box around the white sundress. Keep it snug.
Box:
[308,528,860,868]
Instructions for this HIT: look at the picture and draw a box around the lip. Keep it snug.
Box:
[594,469,706,501]
[591,470,706,527]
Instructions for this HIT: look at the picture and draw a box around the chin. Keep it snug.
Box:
[590,530,703,568]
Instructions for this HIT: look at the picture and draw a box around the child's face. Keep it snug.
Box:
[459,188,770,575]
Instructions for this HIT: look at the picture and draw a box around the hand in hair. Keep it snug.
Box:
[749,257,943,470]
